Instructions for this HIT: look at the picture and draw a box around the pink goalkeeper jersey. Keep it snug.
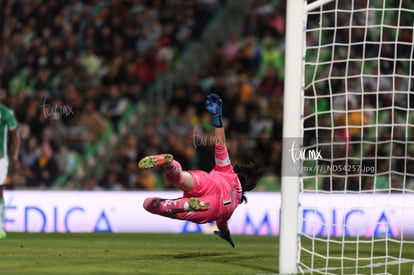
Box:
[177,144,242,228]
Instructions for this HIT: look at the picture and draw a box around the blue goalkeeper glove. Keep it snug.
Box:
[205,93,223,128]
[214,230,235,248]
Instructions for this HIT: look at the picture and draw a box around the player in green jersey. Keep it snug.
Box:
[0,104,20,238]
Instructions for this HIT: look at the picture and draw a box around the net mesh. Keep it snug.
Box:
[299,0,414,274]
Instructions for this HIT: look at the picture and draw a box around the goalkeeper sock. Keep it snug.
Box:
[160,198,189,213]
[143,197,189,215]
[164,160,183,186]
[154,198,208,213]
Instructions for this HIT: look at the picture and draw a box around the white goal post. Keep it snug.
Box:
[280,0,414,274]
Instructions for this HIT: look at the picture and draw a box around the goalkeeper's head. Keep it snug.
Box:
[234,153,264,204]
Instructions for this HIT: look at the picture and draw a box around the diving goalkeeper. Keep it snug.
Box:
[139,93,264,248]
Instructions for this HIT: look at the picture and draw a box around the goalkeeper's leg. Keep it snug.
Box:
[138,154,194,191]
[143,197,210,217]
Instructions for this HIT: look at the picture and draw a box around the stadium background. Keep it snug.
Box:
[1,2,414,274]
[0,0,284,192]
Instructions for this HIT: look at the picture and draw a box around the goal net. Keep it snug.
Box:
[281,0,414,274]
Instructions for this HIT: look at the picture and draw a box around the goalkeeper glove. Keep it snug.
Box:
[214,230,235,248]
[205,93,223,128]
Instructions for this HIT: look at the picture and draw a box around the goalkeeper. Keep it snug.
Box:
[139,93,264,248]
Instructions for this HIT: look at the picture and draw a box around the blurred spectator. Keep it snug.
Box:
[124,134,140,162]
[238,35,262,75]
[170,86,190,114]
[81,100,110,142]
[114,143,132,169]
[21,137,40,169]
[167,131,193,171]
[258,36,284,80]
[5,172,24,190]
[334,100,370,141]
[227,104,250,138]
[55,145,77,174]
[135,169,157,190]
[238,73,255,105]
[99,85,129,129]
[374,160,391,191]
[257,66,282,97]
[84,177,104,191]
[249,109,271,139]
[120,160,139,189]
[45,116,68,148]
[65,115,88,154]
[98,170,125,191]
[97,160,123,190]
[22,101,44,141]
[80,47,102,79]
[120,62,142,102]
[40,128,59,153]
[206,43,229,77]
[224,34,242,61]
[25,143,59,188]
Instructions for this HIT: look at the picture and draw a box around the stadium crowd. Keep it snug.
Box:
[92,0,287,191]
[0,0,221,189]
[1,0,412,191]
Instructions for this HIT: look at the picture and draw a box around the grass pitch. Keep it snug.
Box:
[2,233,413,274]
[0,233,278,275]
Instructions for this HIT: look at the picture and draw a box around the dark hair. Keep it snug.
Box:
[234,153,264,204]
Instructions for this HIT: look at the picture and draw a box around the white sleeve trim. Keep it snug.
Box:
[215,157,230,166]
[9,125,17,131]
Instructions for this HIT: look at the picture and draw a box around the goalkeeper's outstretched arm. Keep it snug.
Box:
[214,126,225,145]
[206,93,232,169]
[206,93,235,248]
